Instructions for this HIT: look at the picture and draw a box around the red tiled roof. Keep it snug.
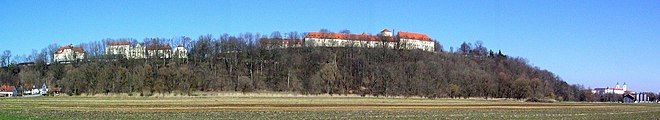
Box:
[54,45,84,54]
[382,29,390,32]
[51,88,61,92]
[0,85,15,92]
[146,45,171,50]
[177,44,184,47]
[397,31,432,41]
[108,41,130,46]
[306,32,396,42]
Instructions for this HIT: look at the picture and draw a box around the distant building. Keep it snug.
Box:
[397,31,435,51]
[0,85,17,97]
[106,41,146,59]
[53,44,85,63]
[40,83,48,95]
[592,82,634,95]
[20,83,48,96]
[105,42,187,59]
[623,94,635,103]
[379,29,393,37]
[635,92,654,103]
[303,29,399,49]
[173,44,188,59]
[622,92,654,103]
[50,88,61,95]
[258,38,303,49]
[262,29,436,51]
[146,45,173,59]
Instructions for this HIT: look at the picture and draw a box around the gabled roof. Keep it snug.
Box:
[51,88,61,92]
[623,94,635,99]
[54,45,84,54]
[397,31,432,41]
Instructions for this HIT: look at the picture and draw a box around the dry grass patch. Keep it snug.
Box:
[1,94,659,119]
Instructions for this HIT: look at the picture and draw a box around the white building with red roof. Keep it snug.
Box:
[173,44,188,59]
[300,29,435,51]
[592,82,634,95]
[0,85,17,97]
[53,44,85,63]
[397,31,435,51]
[379,29,393,37]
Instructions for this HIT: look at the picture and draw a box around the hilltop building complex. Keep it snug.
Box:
[106,42,146,59]
[260,29,436,52]
[53,29,431,62]
[52,42,187,63]
[106,42,188,59]
[53,44,85,63]
[592,82,633,95]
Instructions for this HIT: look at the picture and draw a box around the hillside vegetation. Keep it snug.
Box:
[1,31,592,101]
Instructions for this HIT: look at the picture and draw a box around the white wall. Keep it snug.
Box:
[399,38,435,52]
[54,49,84,62]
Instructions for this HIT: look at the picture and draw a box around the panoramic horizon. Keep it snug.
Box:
[1,0,659,92]
[2,1,660,119]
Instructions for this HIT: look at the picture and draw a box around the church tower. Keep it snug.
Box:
[615,82,620,88]
[623,82,627,91]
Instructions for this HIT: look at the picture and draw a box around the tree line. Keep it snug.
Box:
[2,30,645,101]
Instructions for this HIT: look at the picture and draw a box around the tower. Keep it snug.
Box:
[380,29,393,37]
[623,82,627,91]
[615,82,620,88]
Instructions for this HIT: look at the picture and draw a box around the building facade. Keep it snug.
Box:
[261,29,436,52]
[304,29,400,49]
[146,45,173,59]
[397,31,435,51]
[0,85,16,97]
[634,92,654,103]
[106,42,146,59]
[106,42,187,59]
[53,44,85,63]
[173,44,188,59]
[592,82,634,95]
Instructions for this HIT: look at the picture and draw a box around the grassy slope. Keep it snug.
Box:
[1,95,659,119]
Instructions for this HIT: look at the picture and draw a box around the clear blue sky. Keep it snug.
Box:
[1,0,659,92]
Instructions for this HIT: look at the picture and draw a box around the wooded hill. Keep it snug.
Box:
[0,31,593,101]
